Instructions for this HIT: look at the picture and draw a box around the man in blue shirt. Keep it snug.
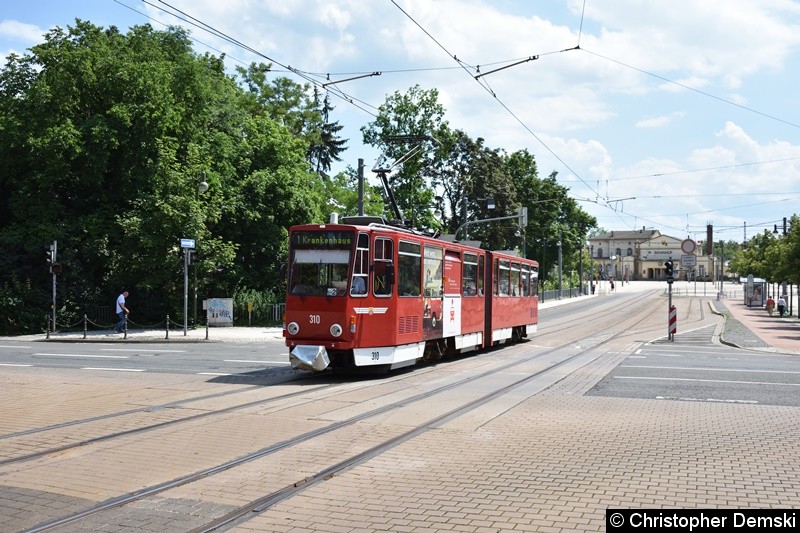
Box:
[115,291,130,333]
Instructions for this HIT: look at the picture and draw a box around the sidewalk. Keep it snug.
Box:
[717,297,800,354]
[4,325,284,343]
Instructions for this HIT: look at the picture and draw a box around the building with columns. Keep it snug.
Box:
[587,229,716,281]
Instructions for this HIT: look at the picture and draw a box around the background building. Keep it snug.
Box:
[588,229,716,281]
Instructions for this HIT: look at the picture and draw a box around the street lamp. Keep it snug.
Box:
[198,172,209,193]
[185,171,209,335]
[462,196,495,240]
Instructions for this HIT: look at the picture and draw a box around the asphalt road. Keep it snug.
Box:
[0,338,291,376]
[587,325,800,407]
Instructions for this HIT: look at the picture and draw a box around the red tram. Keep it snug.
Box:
[284,215,539,372]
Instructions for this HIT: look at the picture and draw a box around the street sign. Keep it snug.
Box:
[681,239,697,254]
[681,254,697,268]
[180,238,196,249]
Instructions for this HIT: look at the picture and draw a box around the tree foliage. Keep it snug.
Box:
[0,23,605,334]
[0,21,344,332]
[730,215,800,285]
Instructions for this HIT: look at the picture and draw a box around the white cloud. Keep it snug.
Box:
[636,112,685,129]
[0,20,45,43]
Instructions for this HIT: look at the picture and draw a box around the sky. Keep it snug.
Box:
[3,0,800,244]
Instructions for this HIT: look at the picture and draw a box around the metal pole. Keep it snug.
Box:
[357,158,364,216]
[184,249,189,336]
[720,241,724,298]
[557,231,563,299]
[51,240,57,331]
[668,282,673,341]
[463,196,468,240]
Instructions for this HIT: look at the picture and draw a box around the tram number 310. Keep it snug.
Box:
[371,351,380,361]
[309,315,321,324]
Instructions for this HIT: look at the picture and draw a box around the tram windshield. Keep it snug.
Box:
[289,230,354,296]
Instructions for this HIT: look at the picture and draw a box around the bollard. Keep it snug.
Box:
[46,316,50,339]
[83,314,88,339]
[166,314,170,339]
[123,314,128,339]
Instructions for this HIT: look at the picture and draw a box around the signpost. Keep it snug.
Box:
[180,238,196,336]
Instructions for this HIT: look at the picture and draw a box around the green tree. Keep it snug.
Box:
[361,85,448,226]
[0,21,327,333]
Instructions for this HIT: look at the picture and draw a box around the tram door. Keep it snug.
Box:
[442,250,462,338]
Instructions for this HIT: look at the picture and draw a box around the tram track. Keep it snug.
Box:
[0,291,654,468]
[1,290,708,473]
[18,289,701,533]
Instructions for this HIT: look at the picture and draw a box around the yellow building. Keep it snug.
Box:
[588,230,717,281]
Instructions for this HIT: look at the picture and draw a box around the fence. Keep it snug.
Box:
[539,288,582,302]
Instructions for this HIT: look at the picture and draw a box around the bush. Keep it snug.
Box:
[232,288,284,326]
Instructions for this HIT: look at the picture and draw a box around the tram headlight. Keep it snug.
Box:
[287,321,300,335]
[330,323,343,337]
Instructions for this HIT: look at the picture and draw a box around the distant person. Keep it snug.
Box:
[766,295,775,316]
[115,290,129,333]
[777,295,786,318]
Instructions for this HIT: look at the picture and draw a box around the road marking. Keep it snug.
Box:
[82,367,144,372]
[0,345,32,349]
[621,365,800,374]
[102,348,186,353]
[198,372,233,376]
[628,356,646,359]
[0,363,33,367]
[35,353,128,359]
[656,396,758,404]
[615,376,800,386]
[224,359,292,365]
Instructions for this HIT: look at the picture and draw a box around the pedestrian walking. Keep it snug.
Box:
[777,295,786,318]
[115,290,130,332]
[766,295,775,316]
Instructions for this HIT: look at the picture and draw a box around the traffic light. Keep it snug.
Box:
[188,250,198,265]
[664,260,674,276]
[45,241,61,273]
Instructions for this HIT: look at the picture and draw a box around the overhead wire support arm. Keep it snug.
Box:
[322,71,381,88]
[371,134,440,226]
[475,56,539,80]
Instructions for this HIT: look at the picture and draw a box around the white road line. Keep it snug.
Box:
[0,345,32,349]
[615,376,800,386]
[621,365,800,374]
[224,359,292,365]
[102,348,186,353]
[628,356,647,359]
[198,372,233,376]
[35,353,128,359]
[655,396,758,404]
[0,363,33,367]
[82,367,145,372]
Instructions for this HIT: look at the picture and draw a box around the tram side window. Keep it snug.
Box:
[531,265,539,296]
[463,253,478,296]
[511,262,521,296]
[478,255,485,296]
[351,233,369,296]
[521,265,530,296]
[498,259,511,296]
[398,241,421,297]
[373,237,394,297]
[424,245,443,297]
